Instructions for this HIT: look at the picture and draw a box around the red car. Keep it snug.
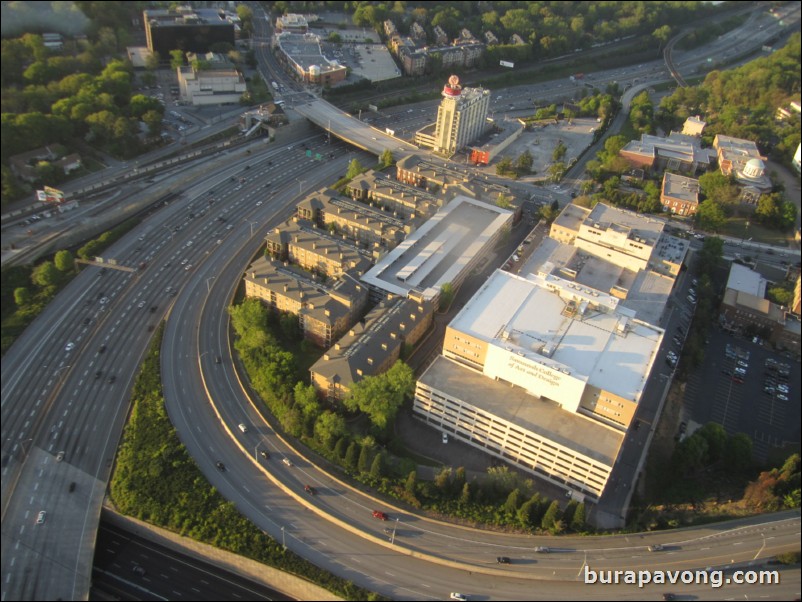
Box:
[372,510,388,520]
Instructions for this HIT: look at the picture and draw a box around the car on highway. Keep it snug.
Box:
[98,344,106,353]
[259,450,269,459]
[648,544,664,552]
[442,432,448,444]
[534,546,550,553]
[56,451,65,462]
[450,593,468,601]
[238,423,248,433]
[496,556,511,564]
[216,461,225,471]
[36,511,46,525]
[184,264,193,271]
[304,485,316,495]
[65,342,75,352]
[137,301,146,309]
[282,457,293,467]
[107,375,116,384]
[372,510,388,520]
[95,371,102,379]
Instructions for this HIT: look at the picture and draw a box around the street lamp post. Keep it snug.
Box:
[243,218,258,237]
[391,517,398,545]
[297,179,305,195]
[281,526,286,549]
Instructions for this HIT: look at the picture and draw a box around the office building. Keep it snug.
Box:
[431,75,490,157]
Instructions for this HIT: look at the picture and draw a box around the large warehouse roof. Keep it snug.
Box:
[361,195,512,299]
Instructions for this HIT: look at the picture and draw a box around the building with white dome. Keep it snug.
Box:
[713,134,772,203]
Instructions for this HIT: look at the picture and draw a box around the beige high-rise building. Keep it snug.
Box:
[433,75,490,157]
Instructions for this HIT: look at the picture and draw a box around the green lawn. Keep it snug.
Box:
[717,216,793,247]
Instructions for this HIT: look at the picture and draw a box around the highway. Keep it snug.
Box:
[0,129,371,600]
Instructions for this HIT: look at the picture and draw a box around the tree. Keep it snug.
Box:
[333,437,348,460]
[378,149,395,169]
[768,286,793,306]
[516,149,534,173]
[405,470,417,494]
[54,249,74,272]
[169,49,184,70]
[699,171,740,205]
[345,158,364,180]
[313,411,346,449]
[14,287,31,307]
[30,261,60,287]
[294,382,319,416]
[459,482,472,505]
[344,441,359,470]
[517,499,537,528]
[552,141,567,162]
[695,200,726,232]
[328,32,342,44]
[370,452,385,479]
[495,193,513,209]
[725,433,754,472]
[504,488,521,514]
[357,442,372,474]
[541,500,560,530]
[548,161,566,182]
[652,25,672,54]
[571,503,586,532]
[343,361,414,431]
[496,156,514,176]
[697,422,727,463]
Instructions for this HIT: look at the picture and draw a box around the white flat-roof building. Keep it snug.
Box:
[550,203,686,277]
[414,267,664,500]
[360,195,512,302]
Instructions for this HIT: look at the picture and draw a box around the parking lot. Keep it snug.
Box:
[681,329,799,462]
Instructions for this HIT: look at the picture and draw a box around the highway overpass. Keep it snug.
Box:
[293,98,420,156]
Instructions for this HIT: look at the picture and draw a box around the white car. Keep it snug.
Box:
[442,432,448,444]
[450,594,468,602]
[138,301,146,309]
[65,342,75,352]
[36,511,46,525]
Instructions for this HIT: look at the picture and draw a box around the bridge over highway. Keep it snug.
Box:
[293,98,420,156]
